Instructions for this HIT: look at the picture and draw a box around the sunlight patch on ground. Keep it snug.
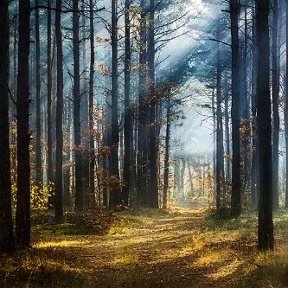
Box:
[195,249,232,267]
[36,239,89,248]
[112,254,139,265]
[207,259,244,280]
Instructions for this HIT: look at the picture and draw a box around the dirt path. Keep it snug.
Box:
[61,206,249,288]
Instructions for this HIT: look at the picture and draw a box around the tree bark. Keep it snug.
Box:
[109,0,121,207]
[47,0,54,209]
[163,95,171,209]
[256,0,274,251]
[137,0,148,206]
[230,0,241,218]
[35,0,42,187]
[54,0,64,222]
[123,0,133,206]
[89,0,96,205]
[272,0,280,209]
[216,31,225,210]
[0,0,15,253]
[15,0,31,248]
[73,0,83,211]
[147,0,158,208]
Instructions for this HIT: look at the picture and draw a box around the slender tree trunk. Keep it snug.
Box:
[109,0,121,207]
[272,0,280,209]
[285,0,288,209]
[216,29,225,210]
[15,0,31,248]
[180,159,186,200]
[35,0,42,187]
[212,89,216,196]
[147,0,158,208]
[63,100,72,207]
[241,1,250,194]
[251,5,258,207]
[73,0,83,211]
[89,0,95,206]
[163,95,171,209]
[256,0,274,251]
[123,0,133,206]
[224,71,230,182]
[187,160,194,197]
[0,0,15,253]
[47,0,54,209]
[55,0,64,222]
[173,158,179,198]
[137,0,148,206]
[230,0,241,217]
[81,0,89,208]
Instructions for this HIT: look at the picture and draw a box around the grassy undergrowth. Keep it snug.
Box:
[1,207,288,288]
[202,208,288,288]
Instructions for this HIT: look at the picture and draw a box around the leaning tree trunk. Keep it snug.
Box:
[256,0,274,251]
[15,0,31,248]
[54,0,64,222]
[0,0,15,253]
[73,0,83,212]
[230,0,241,218]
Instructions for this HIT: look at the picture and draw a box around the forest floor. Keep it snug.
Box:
[2,202,288,288]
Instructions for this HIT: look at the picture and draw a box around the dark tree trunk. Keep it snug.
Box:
[230,0,241,218]
[240,1,250,193]
[163,95,171,209]
[256,0,274,251]
[137,0,148,207]
[80,0,89,208]
[35,0,42,187]
[15,0,31,248]
[54,0,64,222]
[216,30,225,210]
[73,0,83,212]
[109,0,121,207]
[251,5,258,207]
[0,0,15,253]
[272,0,280,209]
[123,0,133,206]
[147,0,158,208]
[47,0,54,209]
[89,0,95,205]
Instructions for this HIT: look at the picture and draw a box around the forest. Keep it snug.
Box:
[1,0,288,287]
